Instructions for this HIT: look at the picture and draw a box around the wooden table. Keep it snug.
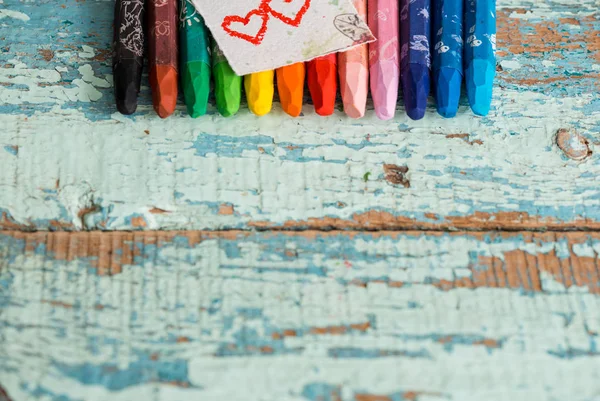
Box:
[1,1,599,400]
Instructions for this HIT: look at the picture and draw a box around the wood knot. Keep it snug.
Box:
[556,128,592,161]
[383,164,410,188]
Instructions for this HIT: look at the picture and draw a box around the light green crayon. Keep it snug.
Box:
[211,38,242,117]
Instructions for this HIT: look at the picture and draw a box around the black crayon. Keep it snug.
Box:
[113,0,145,115]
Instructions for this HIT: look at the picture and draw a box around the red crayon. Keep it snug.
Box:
[148,0,178,118]
[307,54,337,116]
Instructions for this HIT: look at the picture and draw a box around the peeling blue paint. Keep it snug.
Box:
[3,145,18,156]
[189,134,274,158]
[215,327,304,357]
[54,352,192,390]
[124,213,147,229]
[424,154,447,160]
[23,383,79,401]
[328,347,431,359]
[301,383,341,401]
[548,347,600,359]
[331,138,377,150]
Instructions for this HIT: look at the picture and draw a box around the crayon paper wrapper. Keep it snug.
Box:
[180,0,210,65]
[400,0,431,69]
[432,0,463,72]
[191,0,375,75]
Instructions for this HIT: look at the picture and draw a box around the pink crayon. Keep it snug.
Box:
[367,0,400,120]
[338,0,369,119]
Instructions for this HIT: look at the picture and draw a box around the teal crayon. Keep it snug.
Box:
[464,0,496,116]
[179,0,211,118]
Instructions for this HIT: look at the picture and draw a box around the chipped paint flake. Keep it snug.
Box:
[0,9,30,21]
[500,59,521,70]
[78,45,96,59]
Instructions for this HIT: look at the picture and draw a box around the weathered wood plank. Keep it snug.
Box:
[0,1,599,231]
[0,230,599,401]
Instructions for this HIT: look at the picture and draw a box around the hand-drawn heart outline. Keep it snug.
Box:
[266,0,311,27]
[222,4,271,46]
[221,0,311,46]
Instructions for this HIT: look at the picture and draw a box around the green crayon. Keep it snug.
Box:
[179,0,211,118]
[211,38,242,117]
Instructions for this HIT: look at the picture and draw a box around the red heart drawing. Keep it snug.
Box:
[267,0,311,27]
[222,8,270,46]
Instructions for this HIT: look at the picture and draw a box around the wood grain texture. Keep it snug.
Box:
[0,231,599,401]
[0,1,599,231]
[2,2,600,400]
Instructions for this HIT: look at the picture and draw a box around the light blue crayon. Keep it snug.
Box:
[400,0,432,121]
[464,0,496,116]
[432,0,463,118]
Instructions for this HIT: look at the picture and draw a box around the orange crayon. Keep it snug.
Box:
[149,66,178,118]
[307,54,337,116]
[276,63,305,117]
[148,0,178,118]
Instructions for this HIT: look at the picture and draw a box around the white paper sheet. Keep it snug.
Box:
[192,0,375,75]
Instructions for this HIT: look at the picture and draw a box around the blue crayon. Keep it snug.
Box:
[432,0,463,118]
[464,0,496,116]
[400,0,431,121]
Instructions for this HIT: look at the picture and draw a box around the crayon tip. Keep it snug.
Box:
[245,71,274,117]
[370,60,399,121]
[341,62,368,119]
[217,86,242,117]
[213,62,242,118]
[217,88,241,117]
[466,59,495,116]
[276,63,305,118]
[113,62,141,115]
[150,65,178,119]
[182,61,211,118]
[307,56,337,117]
[435,67,462,119]
[282,100,303,118]
[313,97,335,117]
[401,63,430,121]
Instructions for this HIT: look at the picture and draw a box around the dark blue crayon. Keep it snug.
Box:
[432,0,463,118]
[464,0,496,116]
[400,0,431,121]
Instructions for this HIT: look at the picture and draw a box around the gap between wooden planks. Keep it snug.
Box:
[4,212,600,233]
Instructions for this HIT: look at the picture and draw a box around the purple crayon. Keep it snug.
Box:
[400,0,432,120]
[367,0,400,120]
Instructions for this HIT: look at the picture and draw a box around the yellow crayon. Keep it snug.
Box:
[244,70,274,116]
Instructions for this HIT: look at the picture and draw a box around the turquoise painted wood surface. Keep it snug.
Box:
[0,230,600,401]
[1,1,600,400]
[0,1,599,231]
